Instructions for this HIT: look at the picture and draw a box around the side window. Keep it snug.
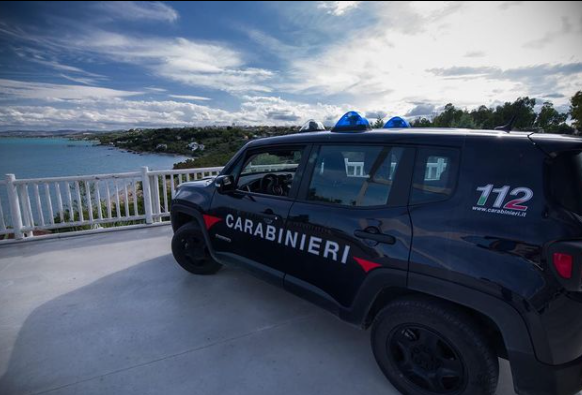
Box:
[307,145,406,207]
[410,148,459,204]
[236,149,303,197]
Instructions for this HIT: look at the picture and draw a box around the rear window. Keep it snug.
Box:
[550,151,582,215]
[410,148,459,204]
[307,145,407,207]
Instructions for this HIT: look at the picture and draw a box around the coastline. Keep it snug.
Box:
[0,135,191,160]
[0,137,190,179]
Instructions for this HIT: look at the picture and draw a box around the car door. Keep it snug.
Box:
[282,143,415,308]
[206,145,309,285]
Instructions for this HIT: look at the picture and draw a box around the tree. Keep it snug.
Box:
[534,101,572,134]
[432,104,465,127]
[373,117,384,128]
[450,112,477,129]
[411,117,432,127]
[570,91,582,132]
[470,105,495,129]
[491,97,536,130]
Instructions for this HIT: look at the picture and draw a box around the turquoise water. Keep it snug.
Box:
[0,138,189,179]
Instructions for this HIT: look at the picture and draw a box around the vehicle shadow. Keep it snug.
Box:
[0,253,398,395]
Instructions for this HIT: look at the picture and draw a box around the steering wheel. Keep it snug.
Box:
[260,173,283,196]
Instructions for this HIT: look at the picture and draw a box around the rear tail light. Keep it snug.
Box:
[548,242,581,292]
[553,253,573,279]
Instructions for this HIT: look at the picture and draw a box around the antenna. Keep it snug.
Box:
[495,100,525,133]
[494,114,518,133]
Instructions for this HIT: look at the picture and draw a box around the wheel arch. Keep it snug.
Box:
[363,287,508,358]
[343,269,536,361]
[170,201,228,266]
[342,269,542,394]
[170,201,204,232]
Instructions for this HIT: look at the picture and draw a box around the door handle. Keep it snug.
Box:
[354,227,396,245]
[262,209,279,221]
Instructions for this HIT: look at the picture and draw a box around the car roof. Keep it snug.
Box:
[246,128,538,148]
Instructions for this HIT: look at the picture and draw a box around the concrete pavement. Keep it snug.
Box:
[0,225,518,395]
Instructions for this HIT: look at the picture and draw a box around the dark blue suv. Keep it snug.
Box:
[170,122,582,395]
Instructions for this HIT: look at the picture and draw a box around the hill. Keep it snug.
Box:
[92,126,301,168]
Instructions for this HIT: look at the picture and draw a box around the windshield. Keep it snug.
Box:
[550,151,582,215]
[240,151,300,176]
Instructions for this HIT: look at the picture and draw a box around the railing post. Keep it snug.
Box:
[141,167,154,224]
[6,174,24,240]
[152,174,161,223]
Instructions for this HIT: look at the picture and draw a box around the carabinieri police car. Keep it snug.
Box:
[170,111,582,395]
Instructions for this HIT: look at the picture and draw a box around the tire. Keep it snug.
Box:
[371,296,498,395]
[171,222,222,275]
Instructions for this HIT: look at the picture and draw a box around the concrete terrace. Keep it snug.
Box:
[0,226,519,395]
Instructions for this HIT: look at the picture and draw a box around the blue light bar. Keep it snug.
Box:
[331,111,371,132]
[384,116,410,129]
[299,119,326,132]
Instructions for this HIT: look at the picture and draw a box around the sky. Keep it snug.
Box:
[0,1,581,131]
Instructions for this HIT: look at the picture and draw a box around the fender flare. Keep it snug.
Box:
[170,201,222,263]
[343,269,535,356]
[407,272,535,356]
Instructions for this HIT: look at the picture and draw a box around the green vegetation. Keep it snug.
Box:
[91,92,582,170]
[373,117,385,128]
[51,177,177,233]
[51,181,148,233]
[571,91,582,132]
[94,126,300,169]
[410,93,581,134]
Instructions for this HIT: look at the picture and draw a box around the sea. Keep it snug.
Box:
[0,137,189,179]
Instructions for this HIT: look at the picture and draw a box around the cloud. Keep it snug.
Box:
[0,79,142,101]
[464,51,485,58]
[59,74,100,85]
[1,1,582,131]
[0,21,272,93]
[498,1,522,10]
[429,63,582,80]
[405,103,436,117]
[428,66,497,77]
[242,28,307,61]
[44,30,273,93]
[265,111,301,122]
[365,110,388,120]
[144,87,167,92]
[168,94,212,101]
[0,96,348,130]
[426,62,582,107]
[543,93,565,99]
[524,16,573,49]
[238,96,346,125]
[407,1,464,19]
[275,2,582,113]
[12,47,105,79]
[317,1,361,16]
[0,100,229,130]
[95,1,179,23]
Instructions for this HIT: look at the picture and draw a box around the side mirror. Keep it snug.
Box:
[214,175,235,194]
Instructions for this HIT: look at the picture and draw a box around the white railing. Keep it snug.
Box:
[344,160,446,180]
[425,160,447,180]
[0,160,449,242]
[0,166,222,241]
[243,163,299,174]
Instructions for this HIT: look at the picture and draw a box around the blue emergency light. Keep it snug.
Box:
[331,111,371,132]
[384,116,410,129]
